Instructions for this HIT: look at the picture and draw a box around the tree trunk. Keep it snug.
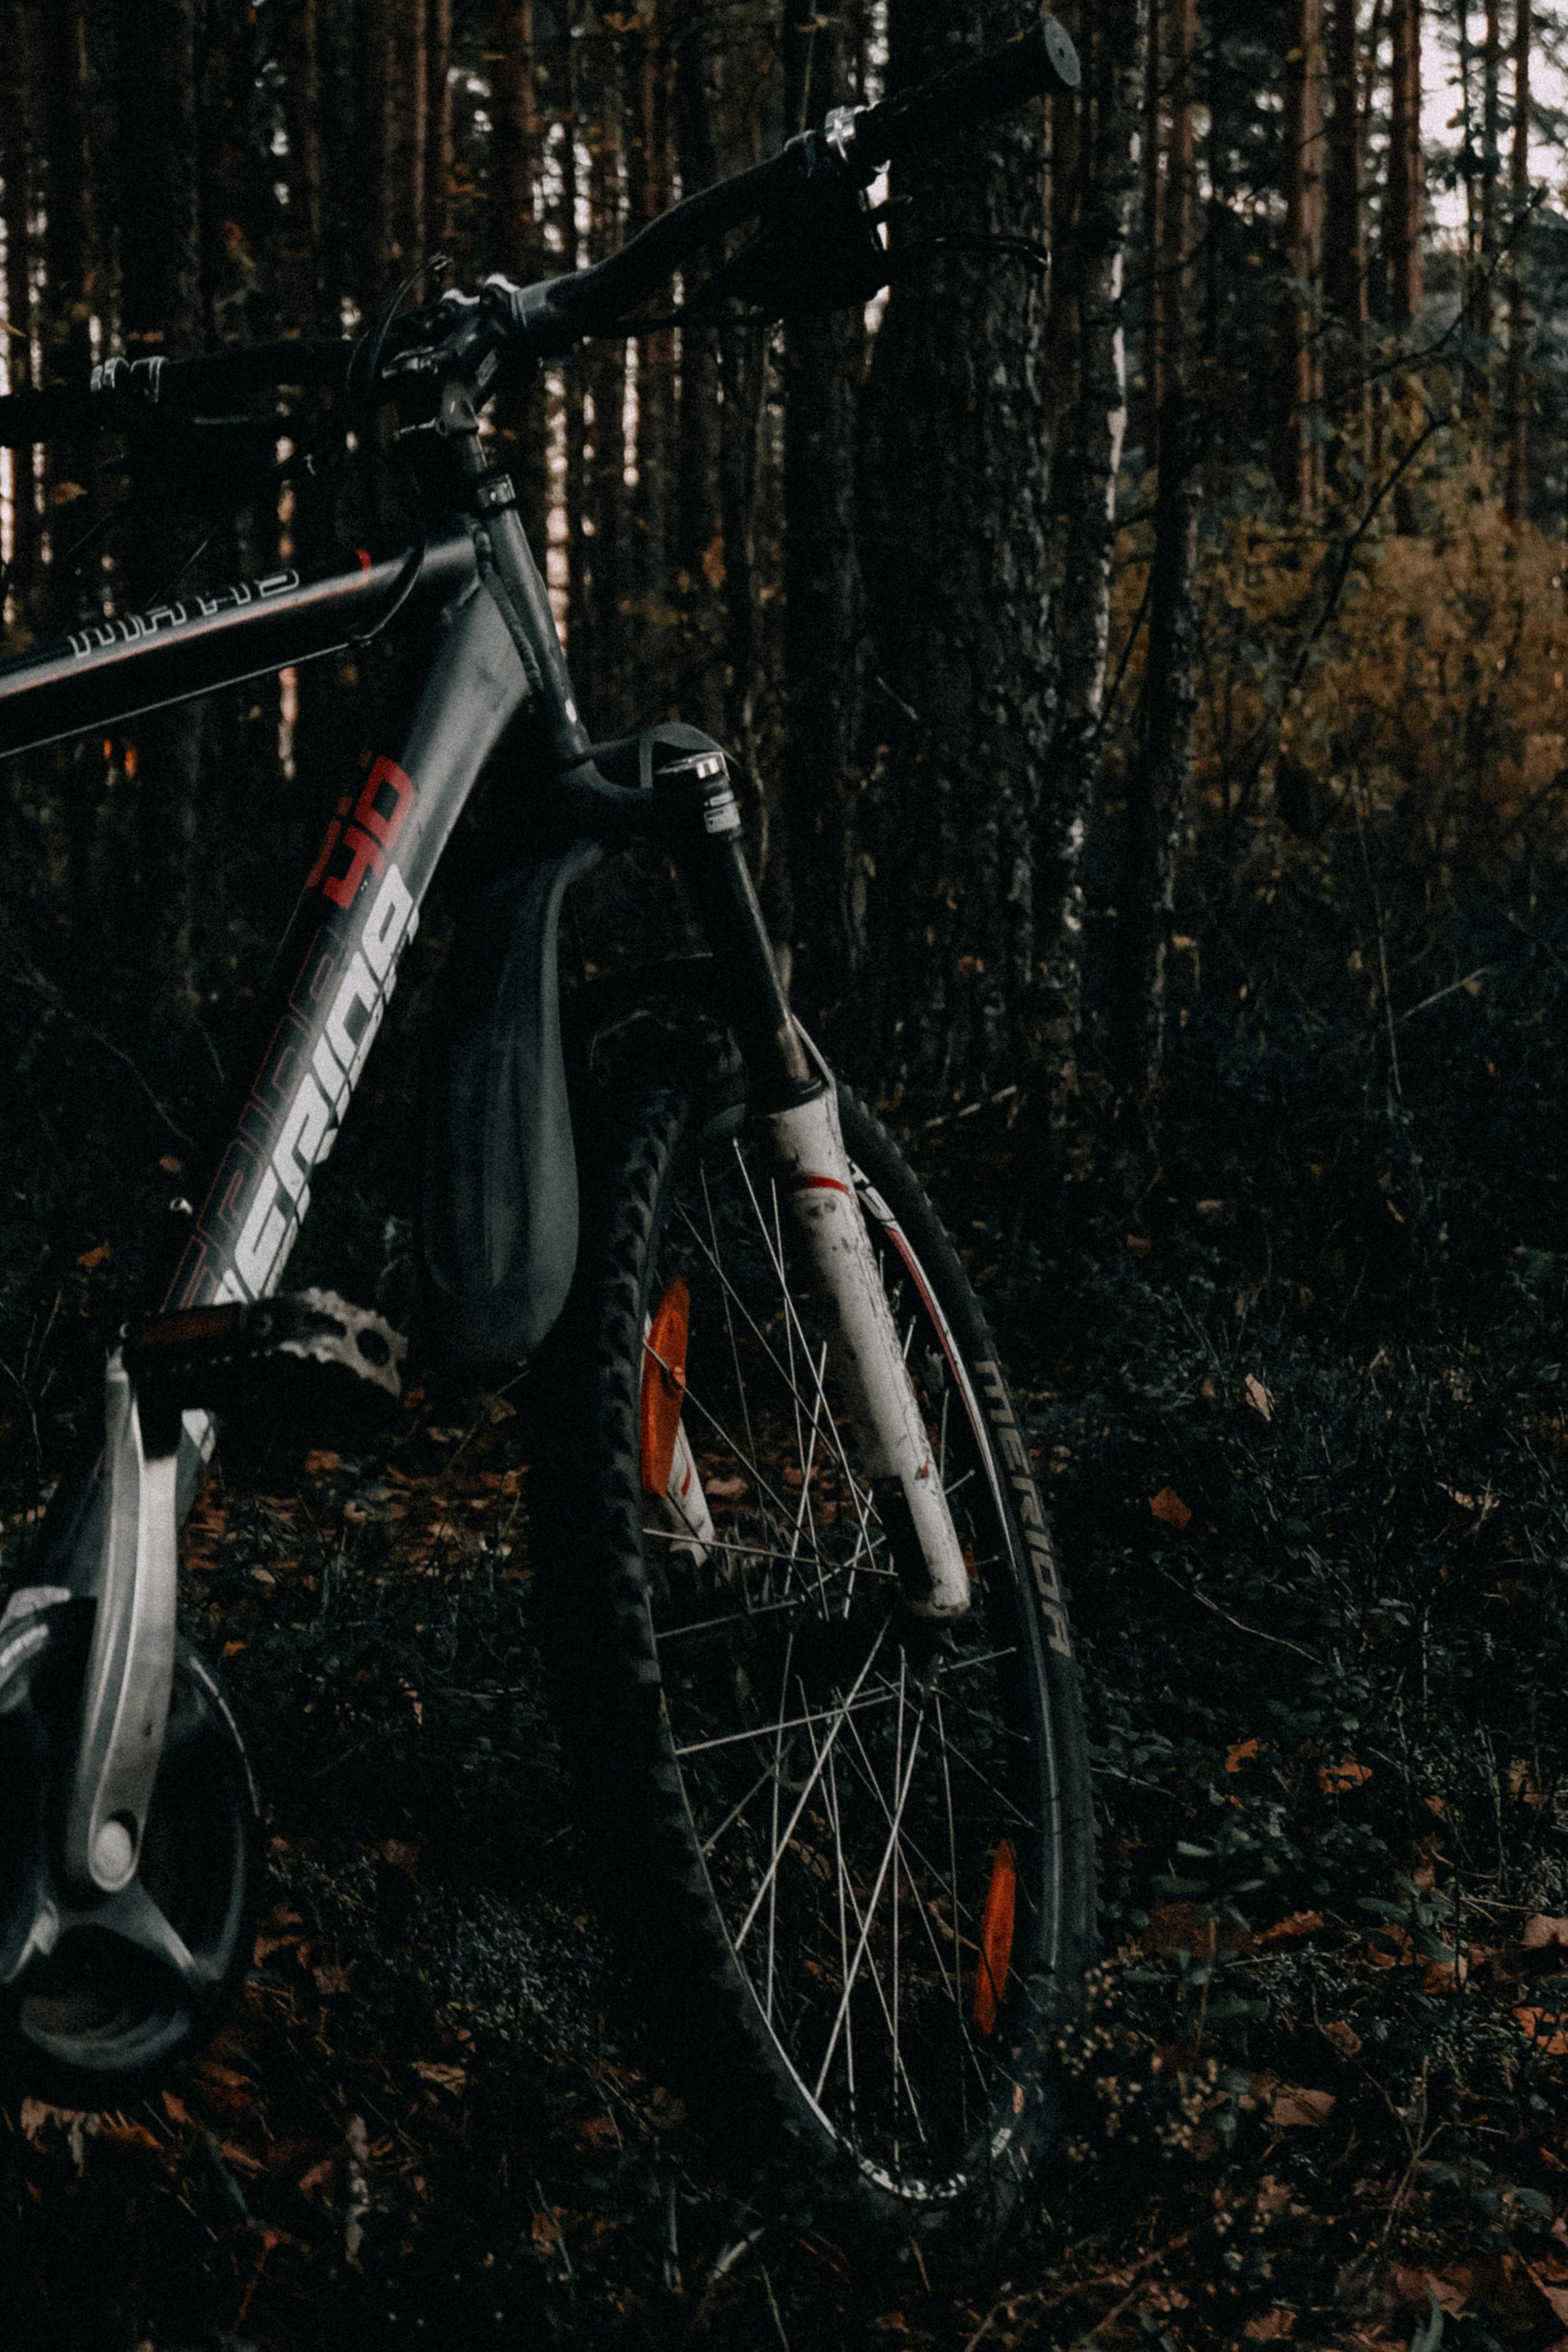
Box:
[1477,0,1501,349]
[1323,0,1368,486]
[1140,0,1162,466]
[489,0,550,571]
[399,0,430,274]
[781,2,868,1034]
[625,11,677,717]
[1386,0,1422,322]
[672,16,725,741]
[278,0,325,333]
[1280,0,1324,514]
[1323,0,1366,327]
[426,0,453,254]
[856,0,1054,1106]
[358,0,399,308]
[1505,0,1532,522]
[1114,0,1198,1118]
[584,51,631,733]
[116,0,206,1007]
[42,0,93,608]
[1034,0,1146,1147]
[0,0,40,613]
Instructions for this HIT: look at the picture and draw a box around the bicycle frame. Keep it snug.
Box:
[7,402,969,1920]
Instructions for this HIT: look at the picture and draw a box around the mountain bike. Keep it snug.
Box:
[0,13,1093,2239]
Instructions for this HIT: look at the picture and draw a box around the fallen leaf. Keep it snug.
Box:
[1524,1917,1568,1950]
[1526,2265,1568,2326]
[76,1242,110,1270]
[161,2091,190,2125]
[571,2115,618,2149]
[1260,1911,1324,1943]
[411,2061,466,2093]
[158,1155,183,1176]
[96,2119,160,2152]
[1318,1757,1373,1794]
[1321,2019,1362,2058]
[312,1960,351,1996]
[1124,1232,1152,1257]
[1226,1737,1262,1772]
[1270,2085,1335,2129]
[1244,1373,1274,1420]
[1150,1485,1193,1529]
[1517,2004,1568,2056]
[1244,2314,1296,2341]
[1421,1945,1468,1994]
[298,2158,334,2198]
[221,1640,246,1659]
[304,1449,342,1475]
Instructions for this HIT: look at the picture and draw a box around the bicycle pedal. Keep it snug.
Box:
[125,1288,408,1454]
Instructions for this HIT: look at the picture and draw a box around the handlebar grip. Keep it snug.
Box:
[0,339,353,446]
[852,13,1079,171]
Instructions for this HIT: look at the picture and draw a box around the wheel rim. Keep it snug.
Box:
[635,1118,1063,2205]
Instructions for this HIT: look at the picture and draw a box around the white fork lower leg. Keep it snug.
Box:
[764,1087,971,1619]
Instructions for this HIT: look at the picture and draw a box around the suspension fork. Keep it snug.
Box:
[667,755,971,1622]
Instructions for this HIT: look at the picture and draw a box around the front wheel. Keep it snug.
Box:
[542,1076,1095,2235]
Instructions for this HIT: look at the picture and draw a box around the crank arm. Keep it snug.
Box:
[59,1288,406,1901]
[764,1086,971,1620]
[62,1348,179,1896]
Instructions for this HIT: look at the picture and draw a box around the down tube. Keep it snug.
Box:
[163,563,532,1506]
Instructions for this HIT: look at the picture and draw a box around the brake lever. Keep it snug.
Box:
[699,146,891,322]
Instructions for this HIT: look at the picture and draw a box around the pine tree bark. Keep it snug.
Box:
[489,0,551,572]
[426,0,453,253]
[42,0,92,606]
[671,15,725,742]
[1323,0,1366,328]
[856,0,1054,1104]
[1140,0,1162,465]
[781,2,868,1032]
[278,0,325,333]
[1505,0,1532,522]
[116,0,206,1006]
[1477,0,1501,348]
[358,0,400,307]
[399,0,430,273]
[0,0,40,611]
[1113,0,1198,1119]
[1386,0,1422,322]
[1035,0,1145,1145]
[1323,0,1368,484]
[1281,0,1325,513]
[625,10,677,716]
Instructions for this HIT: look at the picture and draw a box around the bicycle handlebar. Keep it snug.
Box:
[0,339,353,449]
[850,15,1080,171]
[0,13,1077,449]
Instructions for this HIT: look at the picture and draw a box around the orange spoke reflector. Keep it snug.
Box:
[640,1277,691,1499]
[972,1837,1017,2037]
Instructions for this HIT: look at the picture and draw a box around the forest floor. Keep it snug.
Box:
[8,860,1568,2349]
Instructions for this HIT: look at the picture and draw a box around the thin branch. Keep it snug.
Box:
[0,968,194,1146]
